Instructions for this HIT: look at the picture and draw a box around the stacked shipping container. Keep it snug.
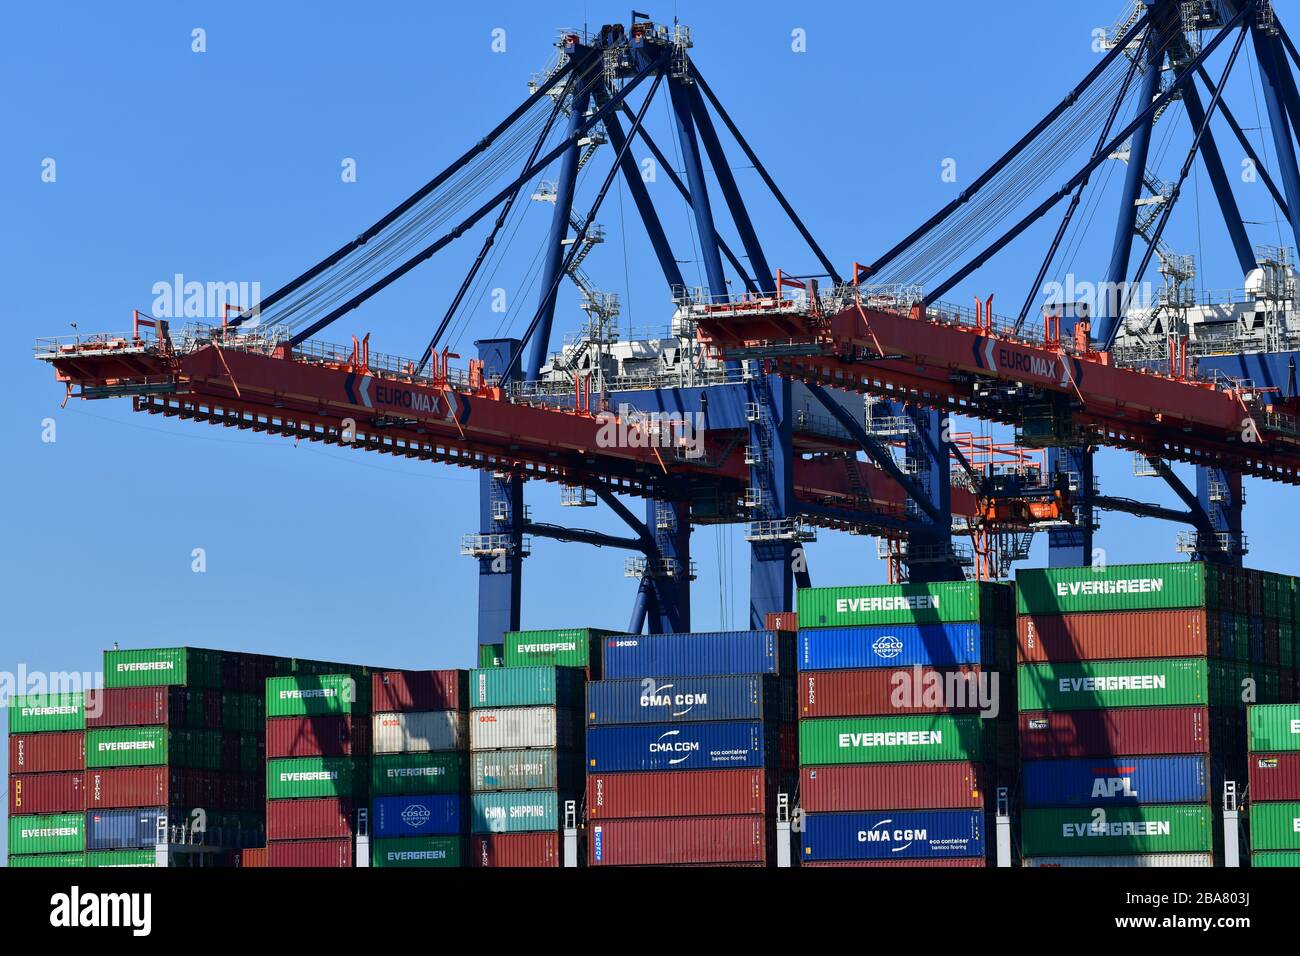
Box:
[368,669,469,867]
[85,647,280,866]
[587,630,797,865]
[795,582,1013,866]
[7,692,86,866]
[265,673,373,867]
[1015,563,1297,866]
[1248,703,1300,866]
[469,659,585,866]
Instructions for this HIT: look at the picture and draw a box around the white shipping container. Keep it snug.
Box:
[469,707,578,751]
[1022,854,1214,868]
[371,711,466,754]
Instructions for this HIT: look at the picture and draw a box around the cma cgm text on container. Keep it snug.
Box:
[800,809,987,862]
[585,674,791,725]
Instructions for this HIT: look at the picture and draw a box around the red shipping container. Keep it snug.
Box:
[239,847,268,868]
[1018,706,1211,759]
[84,686,185,723]
[372,670,467,713]
[802,857,986,867]
[267,838,353,867]
[799,762,988,812]
[1017,609,1213,663]
[266,797,354,840]
[587,769,769,819]
[469,832,559,868]
[8,732,83,773]
[588,815,768,866]
[266,715,369,758]
[8,772,83,814]
[765,612,798,632]
[1249,752,1300,802]
[86,767,195,810]
[798,667,986,717]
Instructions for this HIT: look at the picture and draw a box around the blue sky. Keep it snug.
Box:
[4,1,1300,848]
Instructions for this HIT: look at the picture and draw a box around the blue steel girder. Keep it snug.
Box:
[667,75,729,298]
[526,70,596,379]
[1253,24,1300,253]
[686,79,774,292]
[645,499,691,633]
[475,338,525,646]
[1195,466,1245,566]
[748,371,796,628]
[1047,445,1096,567]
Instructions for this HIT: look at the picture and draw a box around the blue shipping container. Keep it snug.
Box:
[801,809,986,862]
[1022,756,1210,807]
[586,675,788,725]
[600,630,792,678]
[372,795,463,838]
[86,808,166,850]
[798,624,989,670]
[586,720,771,772]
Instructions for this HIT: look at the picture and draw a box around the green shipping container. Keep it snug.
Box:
[1017,658,1213,712]
[9,692,85,733]
[1250,802,1300,850]
[1021,805,1213,856]
[469,666,584,708]
[87,849,157,867]
[478,644,505,669]
[370,752,468,796]
[7,853,86,867]
[798,714,989,765]
[86,727,224,770]
[470,791,563,834]
[265,674,368,718]
[267,757,363,799]
[1252,851,1300,867]
[503,628,612,670]
[797,581,1009,629]
[1015,562,1224,615]
[371,836,463,867]
[102,647,224,689]
[1249,704,1300,752]
[8,813,85,855]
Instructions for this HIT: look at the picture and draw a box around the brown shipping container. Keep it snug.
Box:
[372,670,467,713]
[8,772,84,815]
[1018,707,1210,759]
[239,847,268,868]
[266,797,354,841]
[87,767,183,810]
[799,762,989,812]
[470,832,560,868]
[1017,609,1212,663]
[1249,752,1300,802]
[587,769,769,819]
[802,858,986,867]
[85,687,175,727]
[266,716,369,758]
[765,612,798,632]
[8,732,84,773]
[267,838,353,867]
[588,815,768,866]
[798,667,985,717]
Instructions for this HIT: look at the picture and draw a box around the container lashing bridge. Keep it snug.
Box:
[34,5,1300,647]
